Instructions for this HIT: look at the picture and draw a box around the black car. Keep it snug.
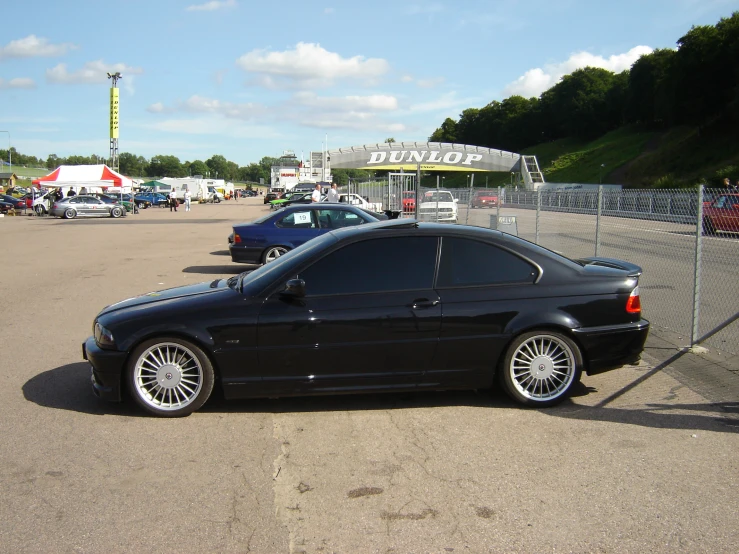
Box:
[0,194,26,210]
[84,220,649,417]
[264,192,278,204]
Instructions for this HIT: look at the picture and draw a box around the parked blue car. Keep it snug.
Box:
[135,192,169,207]
[229,204,383,264]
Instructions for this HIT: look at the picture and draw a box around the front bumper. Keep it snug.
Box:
[229,244,263,264]
[83,336,127,402]
[418,212,457,223]
[572,319,650,375]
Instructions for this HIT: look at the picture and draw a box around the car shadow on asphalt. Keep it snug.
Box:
[548,399,739,434]
[22,362,145,417]
[23,368,739,432]
[209,250,231,256]
[182,265,242,275]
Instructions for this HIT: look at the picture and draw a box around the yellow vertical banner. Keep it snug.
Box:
[109,88,119,138]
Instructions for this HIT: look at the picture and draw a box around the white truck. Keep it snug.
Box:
[325,193,383,213]
[417,190,459,223]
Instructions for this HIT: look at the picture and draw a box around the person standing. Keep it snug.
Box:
[311,183,322,203]
[327,183,339,203]
[184,188,192,212]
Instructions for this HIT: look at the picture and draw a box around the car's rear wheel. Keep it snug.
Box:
[111,206,123,218]
[263,245,289,263]
[702,216,716,236]
[34,204,46,215]
[127,337,214,417]
[63,208,76,219]
[500,330,581,407]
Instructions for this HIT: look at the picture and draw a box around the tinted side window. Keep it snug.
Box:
[299,237,438,296]
[437,237,536,287]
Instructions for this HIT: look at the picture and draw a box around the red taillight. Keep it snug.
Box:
[233,233,242,244]
[626,286,641,314]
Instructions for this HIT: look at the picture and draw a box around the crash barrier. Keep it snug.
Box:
[460,186,738,359]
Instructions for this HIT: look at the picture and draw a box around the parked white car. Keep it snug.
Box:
[418,190,458,223]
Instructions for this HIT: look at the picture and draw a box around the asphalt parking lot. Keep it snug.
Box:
[1,198,738,553]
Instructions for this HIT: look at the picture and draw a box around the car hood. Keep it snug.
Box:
[98,280,231,317]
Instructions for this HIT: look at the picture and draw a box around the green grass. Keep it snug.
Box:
[523,126,656,185]
[3,166,50,180]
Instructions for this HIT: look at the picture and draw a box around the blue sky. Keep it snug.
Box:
[0,0,734,167]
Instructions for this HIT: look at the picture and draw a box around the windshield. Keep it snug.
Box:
[228,232,338,294]
[423,191,454,203]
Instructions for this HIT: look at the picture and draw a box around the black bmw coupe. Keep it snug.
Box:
[84,220,649,417]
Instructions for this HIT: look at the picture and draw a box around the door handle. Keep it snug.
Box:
[410,299,439,309]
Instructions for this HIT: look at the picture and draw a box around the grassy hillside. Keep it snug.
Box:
[522,121,739,188]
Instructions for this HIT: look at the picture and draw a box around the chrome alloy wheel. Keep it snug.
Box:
[264,246,288,263]
[133,342,203,411]
[509,334,576,401]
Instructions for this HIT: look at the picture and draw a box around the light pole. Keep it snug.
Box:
[599,163,605,184]
[106,72,122,172]
[511,171,514,187]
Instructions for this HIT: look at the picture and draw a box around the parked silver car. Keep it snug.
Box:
[49,195,127,219]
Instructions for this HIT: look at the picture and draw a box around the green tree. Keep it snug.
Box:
[188,160,209,177]
[206,154,229,179]
[147,155,185,177]
[429,117,458,142]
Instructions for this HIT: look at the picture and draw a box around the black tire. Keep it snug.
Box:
[499,330,582,407]
[702,216,716,236]
[127,337,215,417]
[111,206,123,218]
[63,208,76,219]
[34,204,46,215]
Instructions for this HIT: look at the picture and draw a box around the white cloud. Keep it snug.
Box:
[185,0,237,12]
[292,92,398,111]
[324,7,335,14]
[137,117,281,140]
[46,61,144,85]
[408,92,468,113]
[401,75,414,83]
[0,77,36,89]
[503,45,653,98]
[0,35,76,60]
[237,42,389,89]
[406,2,443,15]
[148,95,262,119]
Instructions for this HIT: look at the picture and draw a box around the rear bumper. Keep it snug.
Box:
[83,336,126,402]
[229,245,263,264]
[572,319,650,375]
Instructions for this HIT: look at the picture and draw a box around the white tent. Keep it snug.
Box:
[33,164,133,194]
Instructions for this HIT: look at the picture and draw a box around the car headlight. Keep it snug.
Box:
[94,321,116,348]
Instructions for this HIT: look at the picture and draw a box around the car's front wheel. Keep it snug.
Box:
[34,204,46,215]
[127,337,215,417]
[111,206,123,218]
[500,330,581,407]
[63,208,76,219]
[263,245,290,263]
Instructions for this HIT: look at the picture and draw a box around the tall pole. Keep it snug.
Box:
[107,72,121,173]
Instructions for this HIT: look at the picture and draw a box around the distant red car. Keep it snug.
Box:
[470,190,498,208]
[702,193,739,235]
[402,191,415,212]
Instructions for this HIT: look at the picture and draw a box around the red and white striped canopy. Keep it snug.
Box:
[33,164,132,191]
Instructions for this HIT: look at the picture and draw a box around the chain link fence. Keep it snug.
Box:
[451,185,738,357]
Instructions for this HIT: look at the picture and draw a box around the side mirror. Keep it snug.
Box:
[454,198,459,203]
[281,278,306,298]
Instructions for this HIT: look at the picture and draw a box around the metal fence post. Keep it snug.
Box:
[496,186,501,225]
[535,189,541,244]
[595,185,603,257]
[691,185,704,346]
[435,175,440,222]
